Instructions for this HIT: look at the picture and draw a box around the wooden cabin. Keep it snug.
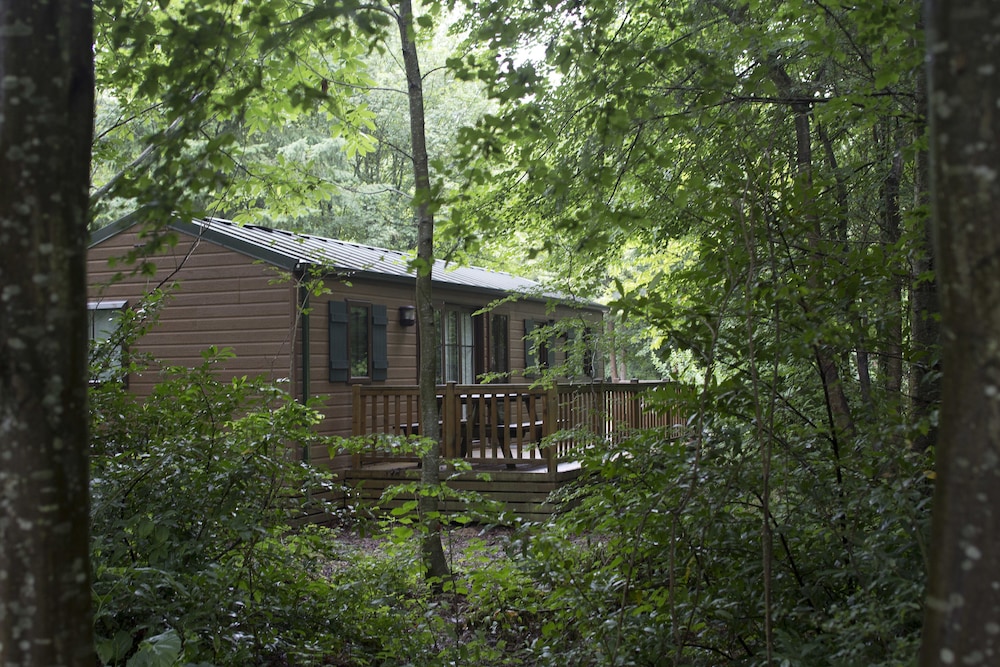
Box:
[88,217,674,518]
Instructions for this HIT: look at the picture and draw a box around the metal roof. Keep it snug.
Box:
[92,217,574,303]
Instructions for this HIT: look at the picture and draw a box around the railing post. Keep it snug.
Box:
[351,384,363,469]
[631,378,642,433]
[545,387,559,478]
[442,381,457,459]
[601,383,610,442]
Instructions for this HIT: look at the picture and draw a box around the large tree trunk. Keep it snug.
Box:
[920,1,1000,664]
[395,0,450,583]
[0,1,95,665]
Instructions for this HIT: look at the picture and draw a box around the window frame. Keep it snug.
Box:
[87,299,127,383]
[329,300,387,384]
[347,301,373,380]
[439,306,476,384]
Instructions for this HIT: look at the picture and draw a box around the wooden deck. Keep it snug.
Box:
[343,461,584,523]
[346,381,678,519]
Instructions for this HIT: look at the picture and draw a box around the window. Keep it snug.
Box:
[349,303,371,378]
[88,300,126,382]
[489,314,509,378]
[440,308,475,384]
[434,308,508,384]
[329,301,387,382]
[524,319,556,375]
[567,325,599,379]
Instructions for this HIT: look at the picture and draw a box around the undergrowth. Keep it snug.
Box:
[88,301,930,666]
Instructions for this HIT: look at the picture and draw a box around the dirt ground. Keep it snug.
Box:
[325,522,518,569]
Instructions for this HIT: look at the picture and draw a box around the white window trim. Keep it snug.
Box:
[88,299,128,383]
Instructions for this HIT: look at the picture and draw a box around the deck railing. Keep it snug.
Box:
[350,381,680,476]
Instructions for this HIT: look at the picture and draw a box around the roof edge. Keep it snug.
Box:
[88,212,145,246]
[89,217,606,311]
[89,216,303,272]
[172,218,302,272]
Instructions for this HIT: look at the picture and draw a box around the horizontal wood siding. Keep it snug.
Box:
[88,227,297,400]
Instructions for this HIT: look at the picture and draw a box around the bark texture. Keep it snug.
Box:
[920,1,1000,664]
[911,57,941,452]
[0,1,95,665]
[395,0,450,583]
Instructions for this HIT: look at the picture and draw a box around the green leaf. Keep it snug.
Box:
[392,525,414,540]
[96,630,134,665]
[874,68,901,90]
[126,629,182,667]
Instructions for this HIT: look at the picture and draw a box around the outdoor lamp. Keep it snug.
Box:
[399,305,417,327]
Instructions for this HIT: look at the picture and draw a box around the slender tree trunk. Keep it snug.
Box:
[790,105,855,439]
[773,75,855,441]
[881,125,904,401]
[910,41,940,452]
[714,0,858,441]
[0,1,95,665]
[395,0,450,583]
[819,123,874,411]
[920,1,1000,664]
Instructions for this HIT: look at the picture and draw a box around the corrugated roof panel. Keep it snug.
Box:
[178,218,549,297]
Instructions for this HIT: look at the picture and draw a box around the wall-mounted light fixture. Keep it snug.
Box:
[399,305,417,327]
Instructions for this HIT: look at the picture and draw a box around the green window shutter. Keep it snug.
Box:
[329,301,349,383]
[372,304,388,381]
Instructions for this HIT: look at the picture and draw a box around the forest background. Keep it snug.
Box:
[5,0,994,665]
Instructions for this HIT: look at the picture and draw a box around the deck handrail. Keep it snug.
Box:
[349,381,680,476]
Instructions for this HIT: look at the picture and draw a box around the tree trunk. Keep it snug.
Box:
[714,0,858,442]
[0,1,95,665]
[910,41,940,452]
[770,67,855,442]
[819,122,874,412]
[881,129,904,401]
[920,1,1000,664]
[395,0,450,584]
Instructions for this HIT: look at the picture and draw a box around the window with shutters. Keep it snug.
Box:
[348,303,371,378]
[329,300,387,383]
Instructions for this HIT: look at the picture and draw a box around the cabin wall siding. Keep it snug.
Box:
[87,228,297,401]
[89,225,605,472]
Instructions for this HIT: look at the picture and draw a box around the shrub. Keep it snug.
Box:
[89,346,346,666]
[511,425,930,667]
